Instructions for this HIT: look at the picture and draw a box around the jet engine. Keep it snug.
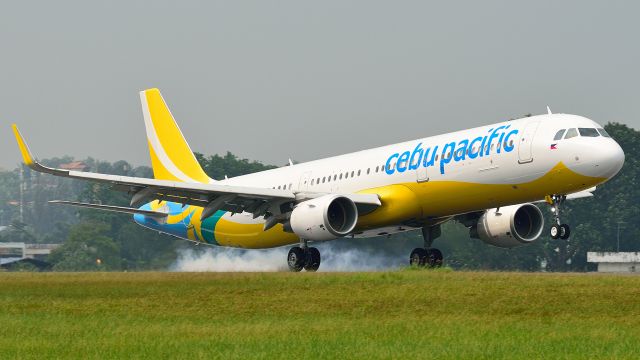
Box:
[471,203,544,248]
[289,195,358,241]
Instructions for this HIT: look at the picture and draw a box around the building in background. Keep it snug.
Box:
[587,252,640,273]
[0,242,60,271]
[59,161,89,172]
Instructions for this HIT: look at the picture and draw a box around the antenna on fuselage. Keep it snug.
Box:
[547,106,553,115]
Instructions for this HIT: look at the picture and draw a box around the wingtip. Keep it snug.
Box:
[11,124,35,166]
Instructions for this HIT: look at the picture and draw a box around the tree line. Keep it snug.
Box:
[0,124,637,271]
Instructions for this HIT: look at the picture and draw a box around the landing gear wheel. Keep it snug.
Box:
[559,224,571,240]
[548,194,572,241]
[287,247,306,272]
[410,248,428,266]
[428,248,443,268]
[304,247,321,272]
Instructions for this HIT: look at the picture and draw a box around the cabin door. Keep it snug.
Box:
[518,121,540,164]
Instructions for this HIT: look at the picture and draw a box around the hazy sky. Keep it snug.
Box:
[1,1,639,170]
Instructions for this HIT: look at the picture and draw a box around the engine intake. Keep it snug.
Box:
[473,203,544,248]
[290,195,358,241]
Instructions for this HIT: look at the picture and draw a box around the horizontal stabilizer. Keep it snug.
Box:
[49,201,168,222]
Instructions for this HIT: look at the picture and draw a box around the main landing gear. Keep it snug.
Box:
[409,225,444,268]
[287,239,321,272]
[547,194,571,240]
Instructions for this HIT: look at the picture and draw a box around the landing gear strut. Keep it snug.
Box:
[409,225,444,267]
[547,194,571,240]
[287,239,321,272]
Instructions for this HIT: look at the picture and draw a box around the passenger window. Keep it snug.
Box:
[339,173,343,180]
[553,129,566,141]
[375,166,379,173]
[435,154,439,161]
[351,171,355,177]
[322,177,326,183]
[358,170,362,176]
[597,128,611,138]
[579,128,600,137]
[367,168,370,174]
[333,175,337,181]
[564,128,578,139]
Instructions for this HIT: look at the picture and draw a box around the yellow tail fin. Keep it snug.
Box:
[11,124,35,167]
[140,88,212,183]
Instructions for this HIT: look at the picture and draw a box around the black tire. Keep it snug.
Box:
[429,248,443,268]
[560,224,571,240]
[550,224,561,239]
[410,248,428,267]
[287,247,306,272]
[304,247,321,272]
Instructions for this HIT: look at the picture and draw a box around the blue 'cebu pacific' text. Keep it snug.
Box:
[384,125,519,175]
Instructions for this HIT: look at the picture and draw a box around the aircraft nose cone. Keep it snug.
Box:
[597,140,625,179]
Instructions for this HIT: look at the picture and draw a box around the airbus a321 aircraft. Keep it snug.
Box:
[12,89,625,271]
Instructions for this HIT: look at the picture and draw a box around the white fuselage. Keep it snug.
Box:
[223,114,623,200]
[136,113,624,248]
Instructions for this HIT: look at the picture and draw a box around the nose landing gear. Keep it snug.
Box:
[287,239,321,272]
[409,225,444,268]
[547,195,571,240]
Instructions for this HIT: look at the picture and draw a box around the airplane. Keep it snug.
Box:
[11,89,625,271]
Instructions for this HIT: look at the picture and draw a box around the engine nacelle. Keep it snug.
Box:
[473,203,544,248]
[289,195,358,241]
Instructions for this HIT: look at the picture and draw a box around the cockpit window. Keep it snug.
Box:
[564,128,578,139]
[578,128,600,137]
[597,128,611,138]
[553,129,566,141]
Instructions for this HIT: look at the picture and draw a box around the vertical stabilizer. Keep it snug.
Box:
[140,88,212,183]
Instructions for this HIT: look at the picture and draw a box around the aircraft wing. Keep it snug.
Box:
[12,125,380,220]
[565,187,597,200]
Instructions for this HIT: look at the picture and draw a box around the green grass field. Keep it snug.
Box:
[1,270,639,359]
